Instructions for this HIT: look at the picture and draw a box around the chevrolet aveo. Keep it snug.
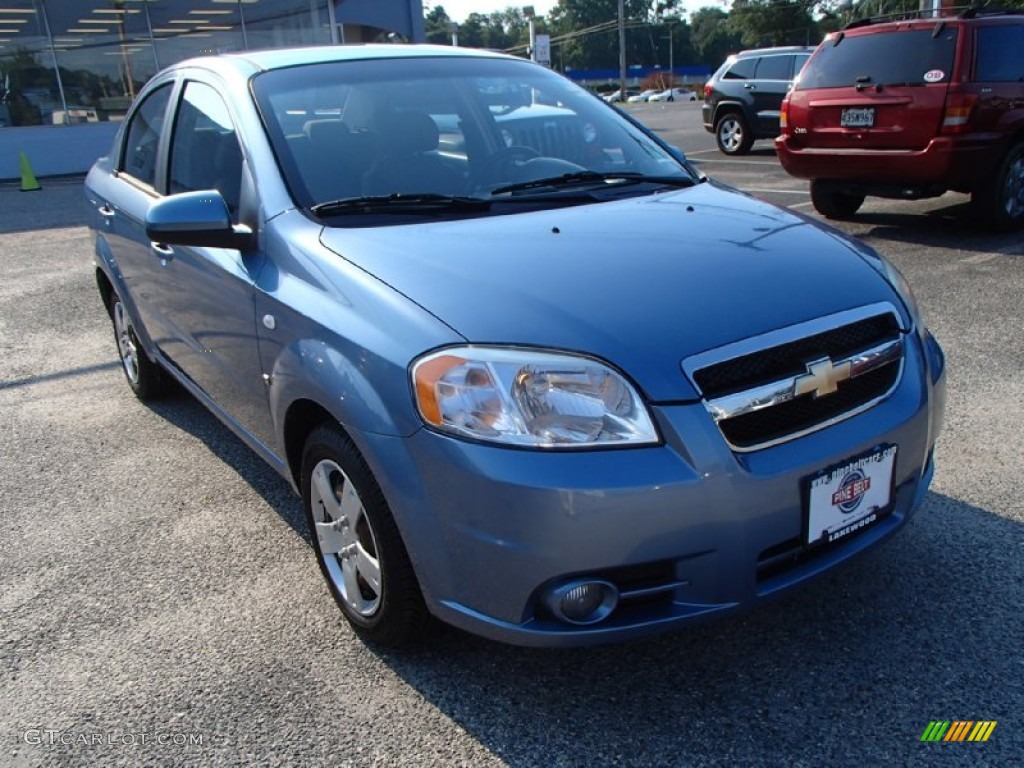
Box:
[86,45,946,647]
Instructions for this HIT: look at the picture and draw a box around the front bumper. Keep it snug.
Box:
[359,331,945,647]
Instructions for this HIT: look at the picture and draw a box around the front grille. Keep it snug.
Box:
[721,364,899,448]
[690,309,904,451]
[694,313,899,398]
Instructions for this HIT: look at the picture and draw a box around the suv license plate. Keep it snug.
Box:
[841,107,875,128]
[805,445,896,546]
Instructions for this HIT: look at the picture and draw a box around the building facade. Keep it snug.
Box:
[0,0,424,129]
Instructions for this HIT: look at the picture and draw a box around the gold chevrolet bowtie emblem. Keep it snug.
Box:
[794,357,853,399]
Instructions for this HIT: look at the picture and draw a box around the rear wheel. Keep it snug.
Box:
[810,179,865,220]
[971,142,1024,230]
[715,112,753,155]
[302,424,429,647]
[110,291,166,399]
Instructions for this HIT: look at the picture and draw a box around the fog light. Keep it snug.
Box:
[544,580,619,625]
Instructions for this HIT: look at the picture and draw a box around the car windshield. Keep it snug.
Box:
[251,55,693,213]
[797,28,958,89]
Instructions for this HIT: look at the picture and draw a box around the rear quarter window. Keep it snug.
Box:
[975,25,1024,82]
[797,28,958,89]
[724,58,757,80]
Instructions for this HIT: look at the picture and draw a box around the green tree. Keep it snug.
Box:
[424,5,453,45]
[690,7,743,70]
[727,0,820,48]
[548,0,655,70]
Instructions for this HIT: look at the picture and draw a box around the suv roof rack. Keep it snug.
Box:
[959,5,1023,18]
[843,4,1020,29]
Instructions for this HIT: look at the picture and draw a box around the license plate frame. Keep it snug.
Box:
[804,444,897,547]
[840,107,875,128]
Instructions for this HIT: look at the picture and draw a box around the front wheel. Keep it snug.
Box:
[110,291,166,399]
[715,113,753,155]
[302,424,429,647]
[810,179,865,220]
[971,143,1024,230]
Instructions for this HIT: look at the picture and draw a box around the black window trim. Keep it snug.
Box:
[116,75,181,197]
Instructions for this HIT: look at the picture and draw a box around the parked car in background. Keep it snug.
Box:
[603,88,640,103]
[649,87,697,102]
[86,44,944,649]
[702,46,814,154]
[628,89,660,103]
[777,8,1024,228]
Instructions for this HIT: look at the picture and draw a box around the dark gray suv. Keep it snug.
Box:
[702,46,814,155]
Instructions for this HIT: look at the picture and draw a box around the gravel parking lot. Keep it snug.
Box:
[2,103,1022,767]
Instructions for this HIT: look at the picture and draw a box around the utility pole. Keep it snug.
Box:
[618,0,626,101]
[664,21,674,90]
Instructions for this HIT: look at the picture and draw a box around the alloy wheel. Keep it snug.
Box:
[310,458,382,618]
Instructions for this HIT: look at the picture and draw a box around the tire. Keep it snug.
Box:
[109,291,167,400]
[971,142,1024,230]
[810,179,865,220]
[715,112,753,155]
[301,424,429,647]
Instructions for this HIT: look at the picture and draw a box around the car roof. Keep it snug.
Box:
[733,45,815,58]
[172,43,516,79]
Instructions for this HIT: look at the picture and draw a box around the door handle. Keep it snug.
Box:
[97,204,116,218]
[150,242,174,262]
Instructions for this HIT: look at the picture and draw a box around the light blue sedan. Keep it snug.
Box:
[86,44,945,647]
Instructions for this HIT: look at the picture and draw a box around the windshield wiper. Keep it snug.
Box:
[311,193,491,216]
[489,171,695,197]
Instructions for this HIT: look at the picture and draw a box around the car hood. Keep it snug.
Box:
[319,183,901,402]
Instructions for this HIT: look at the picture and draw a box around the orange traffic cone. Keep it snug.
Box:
[19,151,41,192]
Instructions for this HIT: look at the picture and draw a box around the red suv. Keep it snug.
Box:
[776,9,1024,228]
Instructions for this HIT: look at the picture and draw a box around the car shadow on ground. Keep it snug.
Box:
[144,387,309,543]
[133,379,1022,764]
[373,491,1022,765]
[840,201,1024,256]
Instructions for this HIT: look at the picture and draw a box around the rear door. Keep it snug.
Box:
[750,53,797,137]
[971,22,1024,141]
[789,24,959,150]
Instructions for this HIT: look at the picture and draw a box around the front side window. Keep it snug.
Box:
[120,84,172,188]
[169,81,244,217]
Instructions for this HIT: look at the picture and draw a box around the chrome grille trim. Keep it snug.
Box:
[682,302,907,452]
[707,337,904,423]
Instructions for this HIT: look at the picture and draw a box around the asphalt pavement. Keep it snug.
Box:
[1,108,1022,767]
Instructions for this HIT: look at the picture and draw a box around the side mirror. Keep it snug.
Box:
[145,190,253,250]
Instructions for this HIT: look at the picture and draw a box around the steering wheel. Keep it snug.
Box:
[468,145,540,193]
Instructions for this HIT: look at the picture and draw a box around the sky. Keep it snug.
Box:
[429,1,702,25]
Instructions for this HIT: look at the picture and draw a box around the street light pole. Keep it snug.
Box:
[618,0,626,102]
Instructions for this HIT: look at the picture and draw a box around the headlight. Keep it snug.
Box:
[411,347,658,449]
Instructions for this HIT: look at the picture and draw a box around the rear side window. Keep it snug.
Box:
[723,57,757,80]
[120,84,172,188]
[976,26,1024,82]
[797,28,958,89]
[755,55,793,81]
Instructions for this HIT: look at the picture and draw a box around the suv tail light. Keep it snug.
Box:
[940,92,979,134]
[779,96,790,132]
[703,83,712,99]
